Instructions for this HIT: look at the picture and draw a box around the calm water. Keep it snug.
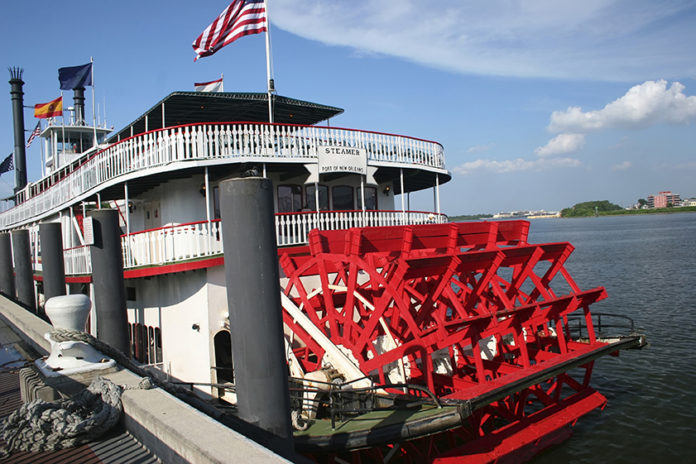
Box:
[526,213,696,463]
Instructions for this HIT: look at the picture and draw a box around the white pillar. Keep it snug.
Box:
[69,207,74,249]
[400,168,405,216]
[435,174,441,215]
[81,202,86,244]
[40,133,46,177]
[205,167,211,253]
[124,183,130,236]
[314,182,320,213]
[360,176,366,212]
[89,282,97,335]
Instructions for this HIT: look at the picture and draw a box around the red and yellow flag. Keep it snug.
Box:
[34,96,63,119]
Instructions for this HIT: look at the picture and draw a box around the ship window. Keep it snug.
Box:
[154,328,162,364]
[128,322,163,365]
[213,186,221,219]
[358,187,378,210]
[278,185,303,212]
[148,326,155,364]
[126,286,136,301]
[305,184,329,211]
[331,185,354,210]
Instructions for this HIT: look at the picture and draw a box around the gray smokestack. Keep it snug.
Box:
[73,87,85,124]
[8,67,27,193]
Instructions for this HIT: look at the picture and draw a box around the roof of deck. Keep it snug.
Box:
[107,92,344,143]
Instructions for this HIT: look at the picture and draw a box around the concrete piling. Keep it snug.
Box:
[39,222,66,301]
[0,233,15,297]
[88,209,130,355]
[219,177,294,457]
[11,229,35,311]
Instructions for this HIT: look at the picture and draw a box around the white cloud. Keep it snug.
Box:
[611,161,633,171]
[549,80,696,132]
[467,144,494,154]
[454,157,580,175]
[535,133,585,157]
[272,1,696,80]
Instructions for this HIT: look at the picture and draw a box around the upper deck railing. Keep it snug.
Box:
[0,122,445,228]
[121,209,447,271]
[46,210,448,276]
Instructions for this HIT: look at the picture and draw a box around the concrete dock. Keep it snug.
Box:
[0,295,289,463]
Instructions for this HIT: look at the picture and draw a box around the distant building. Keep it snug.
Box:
[647,191,681,208]
[493,210,559,219]
[682,198,696,207]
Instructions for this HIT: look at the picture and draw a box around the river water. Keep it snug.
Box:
[526,212,696,463]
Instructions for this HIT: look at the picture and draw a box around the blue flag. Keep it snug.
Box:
[0,154,13,175]
[58,63,93,90]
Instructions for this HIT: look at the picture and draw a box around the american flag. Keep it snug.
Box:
[192,0,267,61]
[26,122,41,148]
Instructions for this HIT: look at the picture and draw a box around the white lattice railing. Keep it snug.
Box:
[121,220,223,269]
[59,210,448,276]
[275,210,448,247]
[64,245,92,275]
[0,123,445,228]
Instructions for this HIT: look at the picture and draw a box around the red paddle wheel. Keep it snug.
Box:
[279,221,638,462]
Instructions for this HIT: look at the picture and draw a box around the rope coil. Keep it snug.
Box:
[1,376,122,456]
[1,329,159,457]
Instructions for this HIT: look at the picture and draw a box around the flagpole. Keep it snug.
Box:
[60,91,66,170]
[221,72,224,92]
[91,57,97,147]
[39,124,45,177]
[264,0,274,124]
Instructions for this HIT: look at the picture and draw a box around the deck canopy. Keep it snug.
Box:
[107,92,344,143]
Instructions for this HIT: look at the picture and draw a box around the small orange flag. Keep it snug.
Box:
[34,96,63,119]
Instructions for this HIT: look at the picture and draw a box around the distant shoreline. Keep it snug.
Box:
[563,206,696,218]
[449,206,696,221]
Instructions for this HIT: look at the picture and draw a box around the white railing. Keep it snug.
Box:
[64,245,92,275]
[275,210,448,247]
[122,220,223,269]
[0,123,445,228]
[57,210,447,276]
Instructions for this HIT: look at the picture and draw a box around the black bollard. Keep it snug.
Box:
[0,233,15,297]
[88,209,129,354]
[39,223,66,301]
[11,229,35,311]
[219,177,293,455]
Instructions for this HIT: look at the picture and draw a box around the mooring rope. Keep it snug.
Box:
[48,328,188,396]
[0,329,161,457]
[1,376,123,456]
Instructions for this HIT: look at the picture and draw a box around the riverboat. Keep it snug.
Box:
[1,71,643,463]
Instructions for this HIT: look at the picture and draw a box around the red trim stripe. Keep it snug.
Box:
[124,257,224,279]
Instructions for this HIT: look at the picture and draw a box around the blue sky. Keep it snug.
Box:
[1,0,695,215]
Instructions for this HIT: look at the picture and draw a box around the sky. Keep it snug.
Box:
[1,0,695,215]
